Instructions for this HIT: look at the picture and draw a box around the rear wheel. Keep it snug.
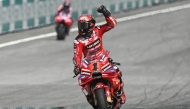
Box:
[95,88,108,109]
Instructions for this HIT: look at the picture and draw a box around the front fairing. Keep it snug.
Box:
[78,51,122,109]
[78,50,118,86]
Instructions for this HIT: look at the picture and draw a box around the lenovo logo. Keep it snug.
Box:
[86,39,100,49]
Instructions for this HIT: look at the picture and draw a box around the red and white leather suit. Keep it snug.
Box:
[73,15,117,66]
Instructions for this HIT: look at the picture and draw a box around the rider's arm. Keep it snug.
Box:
[98,15,117,33]
[64,7,72,19]
[73,38,83,67]
[66,9,72,19]
[66,13,72,19]
[57,5,63,12]
[97,5,117,34]
[67,7,72,18]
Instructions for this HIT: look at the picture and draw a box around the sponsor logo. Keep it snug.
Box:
[89,47,100,55]
[102,65,111,72]
[81,72,91,75]
[102,63,110,69]
[108,68,115,72]
[95,84,103,88]
[80,16,89,21]
[93,75,102,79]
[113,66,118,69]
[82,62,88,68]
[83,59,89,65]
[86,39,100,49]
[79,75,85,79]
[100,54,105,62]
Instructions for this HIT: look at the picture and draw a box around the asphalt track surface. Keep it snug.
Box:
[0,1,190,109]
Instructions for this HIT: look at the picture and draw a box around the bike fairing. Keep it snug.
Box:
[55,11,72,40]
[77,50,124,109]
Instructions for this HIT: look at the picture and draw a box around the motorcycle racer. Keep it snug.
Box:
[72,5,126,107]
[56,0,72,35]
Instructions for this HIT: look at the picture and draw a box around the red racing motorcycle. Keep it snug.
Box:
[55,11,72,40]
[73,50,124,109]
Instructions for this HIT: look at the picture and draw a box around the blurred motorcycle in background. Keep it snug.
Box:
[55,11,72,40]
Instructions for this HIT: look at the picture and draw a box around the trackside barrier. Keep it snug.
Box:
[0,107,63,109]
[0,0,182,34]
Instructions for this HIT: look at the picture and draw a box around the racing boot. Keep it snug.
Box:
[65,26,70,35]
[120,82,126,104]
[116,76,126,104]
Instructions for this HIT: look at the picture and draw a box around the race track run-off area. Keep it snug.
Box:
[0,1,190,109]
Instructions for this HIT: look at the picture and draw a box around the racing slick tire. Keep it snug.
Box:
[95,88,108,109]
[56,24,66,40]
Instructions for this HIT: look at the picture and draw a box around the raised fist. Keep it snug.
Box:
[97,5,111,17]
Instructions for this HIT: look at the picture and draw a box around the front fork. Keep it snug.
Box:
[93,82,112,107]
[81,82,112,104]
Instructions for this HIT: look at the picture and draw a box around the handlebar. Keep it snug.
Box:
[112,62,121,66]
[73,58,120,78]
[73,73,79,78]
[73,75,77,78]
[108,58,121,66]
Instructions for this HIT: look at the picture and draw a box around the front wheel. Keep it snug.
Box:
[56,24,66,40]
[95,88,108,109]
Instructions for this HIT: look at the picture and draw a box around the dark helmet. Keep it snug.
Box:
[78,14,96,37]
[63,1,71,10]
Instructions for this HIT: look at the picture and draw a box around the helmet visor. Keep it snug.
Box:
[63,5,70,9]
[78,22,91,29]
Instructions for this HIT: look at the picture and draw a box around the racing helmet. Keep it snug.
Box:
[78,14,96,36]
[63,1,71,11]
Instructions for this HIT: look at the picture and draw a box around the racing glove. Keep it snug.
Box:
[73,66,81,76]
[97,5,111,17]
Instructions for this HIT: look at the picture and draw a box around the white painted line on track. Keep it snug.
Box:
[1,3,190,48]
[62,82,78,85]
